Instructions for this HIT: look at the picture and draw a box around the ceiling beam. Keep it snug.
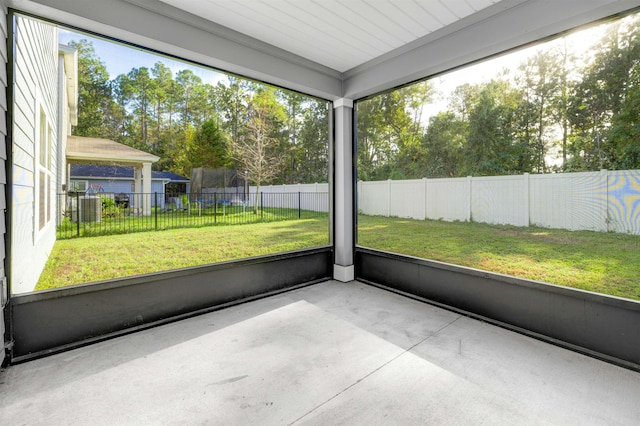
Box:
[10,0,344,100]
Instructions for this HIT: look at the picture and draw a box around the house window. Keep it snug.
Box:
[37,107,53,232]
[70,180,88,192]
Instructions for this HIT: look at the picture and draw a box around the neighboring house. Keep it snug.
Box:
[65,135,160,215]
[69,164,190,207]
[11,18,77,294]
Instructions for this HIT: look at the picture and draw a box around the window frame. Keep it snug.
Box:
[34,103,54,241]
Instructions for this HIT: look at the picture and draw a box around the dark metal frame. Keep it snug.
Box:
[355,247,640,371]
[10,247,332,362]
[2,10,15,366]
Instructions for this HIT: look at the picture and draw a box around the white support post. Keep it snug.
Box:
[134,166,142,213]
[142,162,152,216]
[333,98,355,282]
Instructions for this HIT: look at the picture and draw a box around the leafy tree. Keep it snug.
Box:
[214,77,252,171]
[517,50,563,173]
[176,69,208,129]
[296,100,329,183]
[66,37,329,184]
[449,83,481,121]
[394,82,433,179]
[568,15,640,170]
[422,112,465,177]
[356,88,421,180]
[118,67,156,149]
[68,40,112,138]
[102,74,130,143]
[548,39,576,170]
[230,89,285,212]
[608,63,640,168]
[279,90,305,183]
[464,80,521,176]
[172,118,229,178]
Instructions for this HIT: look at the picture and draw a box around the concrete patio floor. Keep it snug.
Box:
[1,280,639,425]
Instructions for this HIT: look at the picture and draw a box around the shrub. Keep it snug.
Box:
[101,196,122,218]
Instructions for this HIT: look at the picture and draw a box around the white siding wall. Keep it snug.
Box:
[1,0,8,364]
[12,16,59,294]
[56,51,71,195]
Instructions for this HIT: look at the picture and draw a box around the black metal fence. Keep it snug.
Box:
[57,191,329,239]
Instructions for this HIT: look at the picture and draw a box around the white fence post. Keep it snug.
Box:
[422,177,427,220]
[467,176,473,222]
[524,173,530,227]
[601,169,609,232]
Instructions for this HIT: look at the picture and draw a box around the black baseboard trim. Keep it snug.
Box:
[356,247,640,371]
[10,247,332,362]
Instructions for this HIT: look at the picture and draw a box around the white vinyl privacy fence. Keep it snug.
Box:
[202,171,640,235]
[205,183,329,213]
[358,170,640,235]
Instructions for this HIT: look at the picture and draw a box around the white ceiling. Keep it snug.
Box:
[19,0,637,100]
[158,0,502,73]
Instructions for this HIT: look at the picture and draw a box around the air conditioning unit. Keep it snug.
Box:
[71,196,102,223]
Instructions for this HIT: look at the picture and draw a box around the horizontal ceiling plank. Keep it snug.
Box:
[395,1,443,33]
[288,0,389,57]
[422,0,459,25]
[444,0,478,19]
[371,1,427,39]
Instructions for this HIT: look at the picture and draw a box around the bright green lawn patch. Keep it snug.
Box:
[358,215,640,301]
[37,218,329,290]
[38,214,640,301]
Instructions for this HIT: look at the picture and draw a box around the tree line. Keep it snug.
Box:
[69,39,329,187]
[357,14,640,180]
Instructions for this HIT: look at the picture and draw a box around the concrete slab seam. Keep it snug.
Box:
[288,316,463,425]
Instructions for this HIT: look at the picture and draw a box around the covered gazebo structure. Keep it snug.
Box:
[65,135,159,216]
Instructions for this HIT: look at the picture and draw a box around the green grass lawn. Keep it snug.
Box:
[358,215,640,300]
[38,214,640,301]
[37,217,330,290]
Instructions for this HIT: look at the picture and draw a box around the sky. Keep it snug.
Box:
[58,29,227,86]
